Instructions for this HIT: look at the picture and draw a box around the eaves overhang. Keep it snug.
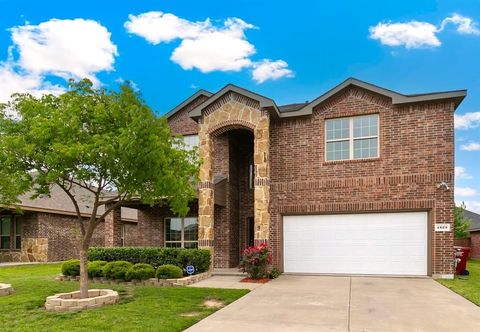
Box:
[278,77,467,118]
[164,89,213,119]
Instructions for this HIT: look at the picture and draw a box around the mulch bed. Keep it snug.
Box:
[240,277,270,283]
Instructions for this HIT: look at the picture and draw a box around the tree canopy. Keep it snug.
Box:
[454,203,471,239]
[0,79,198,215]
[0,79,199,297]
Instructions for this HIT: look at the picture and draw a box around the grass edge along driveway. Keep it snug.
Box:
[437,259,480,306]
[0,263,248,332]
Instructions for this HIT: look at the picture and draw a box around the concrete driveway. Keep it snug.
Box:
[185,275,480,332]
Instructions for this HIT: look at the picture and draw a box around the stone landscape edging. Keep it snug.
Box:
[55,271,211,287]
[0,283,14,296]
[45,289,119,312]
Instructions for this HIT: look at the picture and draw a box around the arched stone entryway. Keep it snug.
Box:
[196,91,271,268]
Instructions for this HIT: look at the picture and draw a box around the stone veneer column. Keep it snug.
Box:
[254,111,270,245]
[104,205,122,247]
[198,131,215,253]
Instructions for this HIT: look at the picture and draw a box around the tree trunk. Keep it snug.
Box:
[79,247,89,299]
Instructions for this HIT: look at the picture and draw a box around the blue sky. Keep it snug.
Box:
[1,0,480,212]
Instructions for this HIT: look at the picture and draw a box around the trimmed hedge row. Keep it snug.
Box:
[61,260,180,281]
[88,247,211,274]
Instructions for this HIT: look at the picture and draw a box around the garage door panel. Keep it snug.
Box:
[283,212,428,276]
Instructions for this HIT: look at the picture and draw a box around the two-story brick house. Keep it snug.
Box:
[96,78,466,278]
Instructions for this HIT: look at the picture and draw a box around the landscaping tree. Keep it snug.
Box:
[454,202,471,239]
[0,79,199,298]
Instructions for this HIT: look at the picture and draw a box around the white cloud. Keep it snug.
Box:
[461,142,480,151]
[440,13,480,35]
[124,12,210,44]
[369,21,440,49]
[455,112,480,129]
[456,187,478,197]
[369,13,480,49]
[126,12,255,73]
[252,59,294,83]
[455,166,473,180]
[125,11,293,82]
[11,18,118,83]
[0,18,118,104]
[0,62,64,103]
[171,18,256,72]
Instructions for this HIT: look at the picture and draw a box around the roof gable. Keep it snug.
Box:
[165,89,212,119]
[188,84,280,120]
[466,209,480,231]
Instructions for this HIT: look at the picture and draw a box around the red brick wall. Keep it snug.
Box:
[136,204,198,247]
[470,233,480,259]
[168,95,208,136]
[35,212,105,261]
[269,87,456,275]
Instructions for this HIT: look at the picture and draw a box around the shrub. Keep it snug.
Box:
[87,260,108,278]
[125,263,156,281]
[268,267,282,279]
[156,264,183,279]
[61,259,80,276]
[177,249,210,274]
[88,247,211,273]
[239,243,272,279]
[102,261,133,280]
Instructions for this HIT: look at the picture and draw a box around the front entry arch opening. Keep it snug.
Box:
[213,129,254,268]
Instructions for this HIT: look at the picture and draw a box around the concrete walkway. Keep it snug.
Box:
[185,275,480,332]
[189,275,263,290]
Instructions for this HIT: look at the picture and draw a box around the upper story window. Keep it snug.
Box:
[325,114,379,161]
[181,135,199,151]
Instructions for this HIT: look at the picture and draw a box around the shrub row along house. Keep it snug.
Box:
[1,78,466,278]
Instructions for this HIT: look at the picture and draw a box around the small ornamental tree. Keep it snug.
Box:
[0,79,198,298]
[239,243,273,279]
[454,202,471,239]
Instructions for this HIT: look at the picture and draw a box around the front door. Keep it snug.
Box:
[247,217,255,247]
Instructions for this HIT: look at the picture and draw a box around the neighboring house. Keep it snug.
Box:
[101,77,465,278]
[0,184,138,262]
[466,209,480,259]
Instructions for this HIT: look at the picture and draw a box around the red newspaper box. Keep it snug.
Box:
[454,246,471,275]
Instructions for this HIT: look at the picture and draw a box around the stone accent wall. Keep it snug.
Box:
[197,91,271,267]
[269,87,456,275]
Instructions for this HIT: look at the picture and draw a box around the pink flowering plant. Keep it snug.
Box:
[239,243,273,279]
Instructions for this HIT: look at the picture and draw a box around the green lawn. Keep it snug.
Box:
[437,259,480,306]
[0,264,248,332]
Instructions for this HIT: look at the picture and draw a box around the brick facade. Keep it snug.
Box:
[470,232,480,259]
[269,87,456,276]
[164,83,457,276]
[0,212,106,262]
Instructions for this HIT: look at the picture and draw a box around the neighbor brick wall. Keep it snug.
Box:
[269,87,456,275]
[470,232,480,259]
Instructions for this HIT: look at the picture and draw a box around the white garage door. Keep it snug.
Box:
[283,212,428,276]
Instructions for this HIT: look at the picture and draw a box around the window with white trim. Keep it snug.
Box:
[325,114,379,161]
[165,217,198,248]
